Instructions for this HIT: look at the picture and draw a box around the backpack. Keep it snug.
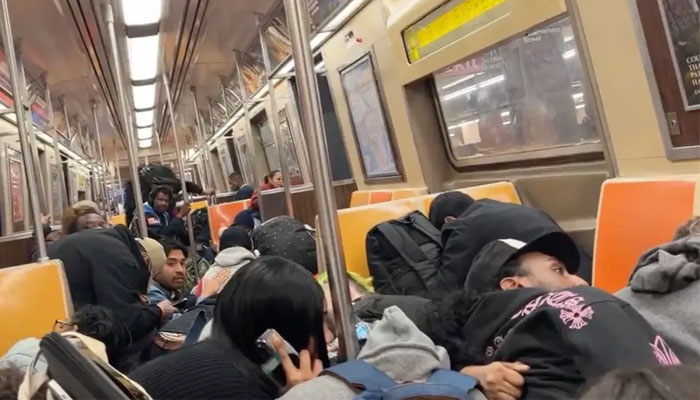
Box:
[366,211,442,297]
[323,360,478,400]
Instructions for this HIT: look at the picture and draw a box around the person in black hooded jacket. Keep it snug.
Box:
[428,234,681,400]
[429,193,592,290]
[48,225,177,370]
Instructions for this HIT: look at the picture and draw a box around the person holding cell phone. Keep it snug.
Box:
[130,256,328,399]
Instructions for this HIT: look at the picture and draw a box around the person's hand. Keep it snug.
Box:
[461,362,529,400]
[200,270,231,298]
[157,299,177,321]
[177,203,192,218]
[41,214,51,226]
[273,334,322,388]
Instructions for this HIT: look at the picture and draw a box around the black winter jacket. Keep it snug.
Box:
[48,226,161,343]
[447,286,680,399]
[437,199,591,290]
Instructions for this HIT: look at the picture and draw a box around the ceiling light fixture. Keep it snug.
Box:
[132,84,156,109]
[138,139,152,148]
[121,0,163,26]
[127,35,159,80]
[137,127,153,140]
[135,109,154,127]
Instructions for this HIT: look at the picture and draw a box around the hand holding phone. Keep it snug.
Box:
[256,329,322,388]
[171,298,188,310]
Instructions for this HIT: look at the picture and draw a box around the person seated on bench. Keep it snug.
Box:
[130,256,328,399]
[0,305,129,374]
[428,233,680,400]
[616,216,700,364]
[428,191,591,290]
[196,225,256,298]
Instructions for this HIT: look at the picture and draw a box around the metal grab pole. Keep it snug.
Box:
[258,15,295,218]
[162,72,199,279]
[234,52,262,189]
[219,78,229,115]
[284,0,358,359]
[190,88,217,194]
[91,101,110,214]
[113,140,123,212]
[155,128,164,164]
[0,0,47,260]
[103,3,147,238]
[16,42,48,215]
[44,82,68,209]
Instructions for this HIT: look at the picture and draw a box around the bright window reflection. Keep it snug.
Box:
[434,18,600,161]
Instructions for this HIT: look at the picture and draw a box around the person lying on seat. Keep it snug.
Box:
[579,365,700,399]
[48,227,177,371]
[428,191,592,289]
[428,233,680,400]
[616,216,700,364]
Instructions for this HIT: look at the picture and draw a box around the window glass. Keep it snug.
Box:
[434,17,600,161]
[265,6,291,69]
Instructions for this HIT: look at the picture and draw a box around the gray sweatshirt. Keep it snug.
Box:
[279,306,485,400]
[616,235,700,364]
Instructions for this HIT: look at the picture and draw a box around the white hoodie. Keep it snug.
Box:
[201,246,256,291]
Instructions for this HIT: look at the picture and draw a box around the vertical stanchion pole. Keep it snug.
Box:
[234,52,262,188]
[191,88,217,195]
[0,0,47,260]
[103,2,147,237]
[16,40,48,214]
[155,127,164,164]
[219,78,229,115]
[258,15,295,217]
[91,101,110,215]
[284,0,358,359]
[162,71,199,279]
[44,81,68,211]
[113,140,123,212]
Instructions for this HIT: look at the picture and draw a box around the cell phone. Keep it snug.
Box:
[171,298,188,309]
[255,328,299,384]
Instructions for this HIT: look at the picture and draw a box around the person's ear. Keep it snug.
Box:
[500,277,520,290]
[444,216,457,224]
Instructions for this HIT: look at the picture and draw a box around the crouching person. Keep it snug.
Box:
[428,233,682,400]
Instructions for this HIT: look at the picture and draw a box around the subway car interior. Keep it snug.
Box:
[0,0,698,398]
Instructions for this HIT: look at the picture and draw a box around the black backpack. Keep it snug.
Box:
[366,211,442,297]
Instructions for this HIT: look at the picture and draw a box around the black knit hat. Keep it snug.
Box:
[220,225,253,251]
[428,192,475,230]
[253,216,317,274]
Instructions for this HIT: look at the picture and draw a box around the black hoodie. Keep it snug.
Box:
[443,286,680,399]
[48,226,161,343]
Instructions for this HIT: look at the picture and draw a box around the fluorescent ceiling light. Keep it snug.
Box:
[78,159,88,165]
[137,127,153,140]
[575,103,586,109]
[325,0,366,30]
[135,109,154,127]
[127,35,159,81]
[564,35,574,42]
[572,92,584,101]
[132,84,156,109]
[138,139,152,148]
[121,0,162,26]
[310,31,332,50]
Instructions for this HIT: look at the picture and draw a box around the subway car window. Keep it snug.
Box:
[434,18,601,163]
